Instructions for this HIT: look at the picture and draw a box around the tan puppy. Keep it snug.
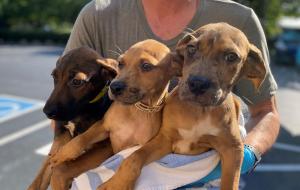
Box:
[49,40,181,189]
[99,23,267,190]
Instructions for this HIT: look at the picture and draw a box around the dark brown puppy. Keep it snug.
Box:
[27,47,116,190]
[99,23,267,190]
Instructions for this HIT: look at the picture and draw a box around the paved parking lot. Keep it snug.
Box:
[0,45,299,190]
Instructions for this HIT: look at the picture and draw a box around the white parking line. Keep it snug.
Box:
[255,164,300,172]
[0,119,50,146]
[273,142,300,153]
[35,142,52,156]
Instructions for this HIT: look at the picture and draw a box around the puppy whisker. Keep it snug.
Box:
[185,27,195,33]
[115,44,123,54]
[242,96,254,105]
[182,31,197,41]
[182,31,192,36]
[108,50,121,57]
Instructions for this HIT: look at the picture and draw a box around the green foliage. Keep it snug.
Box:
[281,0,300,17]
[0,29,70,43]
[1,0,300,42]
[0,0,89,32]
[235,0,300,37]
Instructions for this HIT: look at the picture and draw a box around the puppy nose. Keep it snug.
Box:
[188,75,211,95]
[110,81,126,96]
[43,104,59,119]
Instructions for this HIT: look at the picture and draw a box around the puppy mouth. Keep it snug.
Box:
[109,88,144,104]
[118,94,144,104]
[179,86,224,107]
[43,102,78,121]
[45,111,75,121]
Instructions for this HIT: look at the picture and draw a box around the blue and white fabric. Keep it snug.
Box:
[71,114,248,190]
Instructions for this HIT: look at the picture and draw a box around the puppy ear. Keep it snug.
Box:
[96,58,118,75]
[169,52,183,77]
[175,34,196,56]
[243,44,267,91]
[56,56,62,66]
[160,52,183,77]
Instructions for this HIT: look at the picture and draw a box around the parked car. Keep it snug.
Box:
[274,17,300,66]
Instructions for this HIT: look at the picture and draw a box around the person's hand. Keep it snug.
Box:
[183,145,256,187]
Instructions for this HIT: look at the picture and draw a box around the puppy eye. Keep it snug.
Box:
[71,79,85,87]
[118,62,125,69]
[186,44,197,57]
[225,52,239,63]
[140,62,154,72]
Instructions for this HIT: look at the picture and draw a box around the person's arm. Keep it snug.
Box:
[244,96,280,154]
[235,9,280,155]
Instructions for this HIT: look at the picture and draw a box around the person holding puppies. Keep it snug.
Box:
[63,0,279,188]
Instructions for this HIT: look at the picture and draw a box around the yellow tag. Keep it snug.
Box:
[89,85,109,104]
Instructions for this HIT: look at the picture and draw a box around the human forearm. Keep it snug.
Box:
[244,96,280,154]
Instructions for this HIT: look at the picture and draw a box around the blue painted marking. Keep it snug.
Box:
[0,97,35,117]
[0,95,44,123]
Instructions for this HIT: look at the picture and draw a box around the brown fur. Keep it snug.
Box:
[28,47,116,190]
[99,23,267,190]
[48,40,180,190]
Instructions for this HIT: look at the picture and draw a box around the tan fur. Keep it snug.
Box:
[49,40,180,190]
[99,23,267,190]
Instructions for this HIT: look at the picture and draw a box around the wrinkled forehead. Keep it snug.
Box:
[193,24,250,56]
[119,43,170,65]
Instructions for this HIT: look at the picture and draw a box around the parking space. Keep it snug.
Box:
[0,45,60,190]
[0,45,299,190]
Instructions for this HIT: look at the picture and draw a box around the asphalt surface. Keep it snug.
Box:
[0,45,299,190]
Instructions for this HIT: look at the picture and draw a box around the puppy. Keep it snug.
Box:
[28,47,116,190]
[99,23,267,190]
[49,40,181,189]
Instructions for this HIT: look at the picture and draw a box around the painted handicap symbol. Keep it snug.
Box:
[0,94,44,124]
[0,102,21,117]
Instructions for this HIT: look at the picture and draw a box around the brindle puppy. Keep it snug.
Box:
[27,47,116,190]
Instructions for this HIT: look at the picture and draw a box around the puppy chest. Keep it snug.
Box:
[110,119,160,150]
[172,116,220,154]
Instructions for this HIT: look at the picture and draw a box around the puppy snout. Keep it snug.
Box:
[43,104,59,119]
[188,75,211,95]
[110,81,126,96]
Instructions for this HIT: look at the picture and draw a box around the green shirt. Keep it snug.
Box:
[65,0,277,105]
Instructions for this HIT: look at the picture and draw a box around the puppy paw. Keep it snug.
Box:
[49,151,66,167]
[50,144,82,167]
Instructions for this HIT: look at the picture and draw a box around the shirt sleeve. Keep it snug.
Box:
[64,1,98,54]
[233,9,278,105]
